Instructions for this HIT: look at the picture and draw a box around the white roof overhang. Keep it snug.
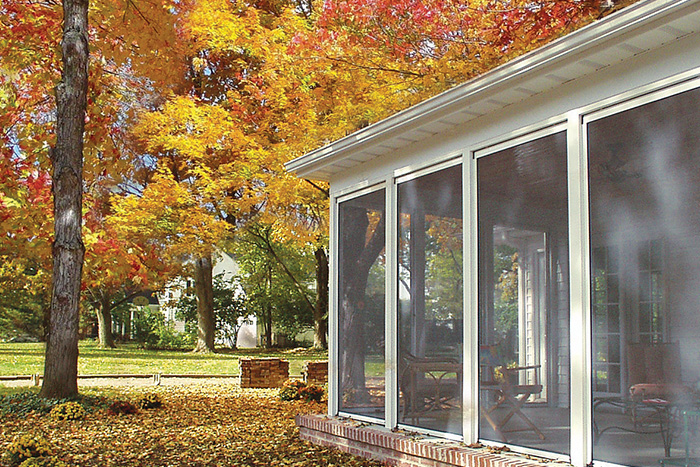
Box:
[285,0,700,181]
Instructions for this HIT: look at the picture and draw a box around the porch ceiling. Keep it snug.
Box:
[285,0,700,182]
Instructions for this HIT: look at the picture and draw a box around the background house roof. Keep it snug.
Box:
[285,0,700,181]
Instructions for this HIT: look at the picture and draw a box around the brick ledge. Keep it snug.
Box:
[296,414,567,467]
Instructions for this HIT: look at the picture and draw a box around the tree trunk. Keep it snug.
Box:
[262,265,273,348]
[229,324,241,349]
[339,209,385,399]
[313,247,328,350]
[40,0,89,399]
[193,254,215,353]
[96,297,115,348]
[124,308,131,340]
[263,304,273,348]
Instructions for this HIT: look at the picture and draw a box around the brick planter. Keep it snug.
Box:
[296,414,560,467]
[302,361,328,385]
[239,358,289,388]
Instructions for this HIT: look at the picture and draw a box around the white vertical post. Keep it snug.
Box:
[386,176,398,429]
[463,154,479,443]
[567,110,593,467]
[328,193,339,417]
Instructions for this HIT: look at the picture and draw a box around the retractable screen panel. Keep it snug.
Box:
[397,164,463,435]
[589,87,700,467]
[337,189,386,420]
[477,131,571,454]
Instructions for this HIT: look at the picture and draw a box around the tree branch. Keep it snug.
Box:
[248,227,317,314]
[304,179,329,197]
[324,55,424,78]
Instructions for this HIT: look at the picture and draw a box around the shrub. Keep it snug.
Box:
[107,400,138,415]
[132,306,193,350]
[18,457,67,467]
[1,392,107,417]
[49,401,85,421]
[279,379,324,402]
[154,324,194,350]
[6,435,54,466]
[137,393,162,409]
[0,393,58,416]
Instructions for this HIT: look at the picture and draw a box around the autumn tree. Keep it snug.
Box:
[110,96,252,353]
[82,209,175,347]
[301,0,633,103]
[0,147,54,341]
[111,0,321,352]
[0,2,61,344]
[1,0,188,394]
[0,264,50,340]
[35,0,90,399]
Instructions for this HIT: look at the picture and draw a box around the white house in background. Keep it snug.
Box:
[286,1,700,467]
[159,251,258,348]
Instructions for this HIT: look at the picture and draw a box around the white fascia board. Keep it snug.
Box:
[285,0,700,180]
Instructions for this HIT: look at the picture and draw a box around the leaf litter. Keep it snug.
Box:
[0,384,383,467]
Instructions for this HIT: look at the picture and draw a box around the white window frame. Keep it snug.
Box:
[392,155,465,441]
[332,181,388,424]
[578,67,700,467]
[471,121,572,463]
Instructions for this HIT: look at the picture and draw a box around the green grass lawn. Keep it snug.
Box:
[0,341,327,377]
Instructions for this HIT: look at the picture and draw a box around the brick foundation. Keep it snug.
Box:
[296,415,563,467]
[239,358,289,388]
[302,361,328,385]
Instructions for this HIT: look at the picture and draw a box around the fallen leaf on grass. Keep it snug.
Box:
[0,384,383,467]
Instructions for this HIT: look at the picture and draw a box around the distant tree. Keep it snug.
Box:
[83,285,142,348]
[175,274,251,350]
[252,174,330,350]
[213,282,250,349]
[0,263,49,340]
[235,226,316,348]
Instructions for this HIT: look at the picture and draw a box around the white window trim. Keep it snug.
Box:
[576,68,700,467]
[567,109,591,467]
[331,182,387,422]
[393,156,465,438]
[386,175,399,430]
[471,122,571,461]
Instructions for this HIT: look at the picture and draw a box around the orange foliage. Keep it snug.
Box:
[0,0,187,293]
[1,0,640,295]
